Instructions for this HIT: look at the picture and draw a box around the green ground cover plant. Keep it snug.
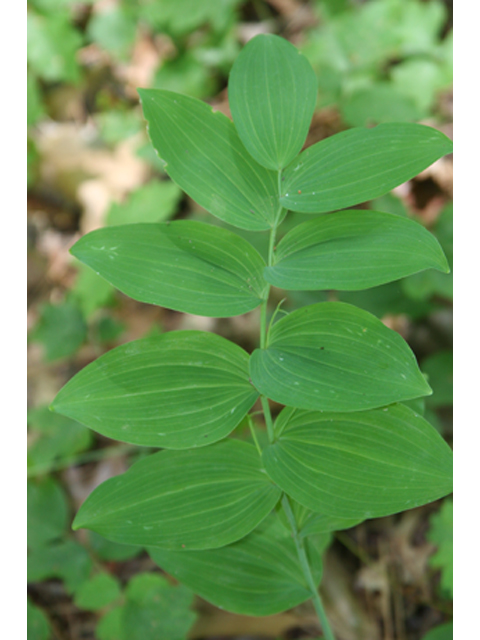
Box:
[50,34,453,639]
[303,0,453,127]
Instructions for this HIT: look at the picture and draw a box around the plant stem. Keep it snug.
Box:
[260,297,269,349]
[260,395,275,443]
[262,173,335,637]
[259,215,280,440]
[282,495,337,640]
[247,414,263,455]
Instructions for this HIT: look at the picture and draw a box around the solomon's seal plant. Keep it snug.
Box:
[52,34,453,638]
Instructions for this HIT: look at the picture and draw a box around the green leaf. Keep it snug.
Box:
[27,12,82,83]
[280,123,452,213]
[427,499,453,598]
[87,6,136,59]
[390,58,446,114]
[71,264,115,319]
[74,572,122,611]
[72,440,282,550]
[70,221,267,317]
[96,608,123,640]
[106,180,182,226]
[275,496,312,533]
[141,0,242,36]
[96,109,143,146]
[27,599,51,640]
[27,477,69,549]
[250,302,432,412]
[262,404,453,519]
[97,573,196,640]
[149,515,323,616]
[31,301,87,361]
[274,495,358,540]
[152,49,218,100]
[265,209,449,291]
[122,574,196,640]
[28,540,93,593]
[300,513,364,538]
[229,34,317,170]
[138,89,279,230]
[422,622,453,640]
[421,351,453,408]
[87,531,142,562]
[28,406,93,472]
[340,84,422,127]
[52,331,259,449]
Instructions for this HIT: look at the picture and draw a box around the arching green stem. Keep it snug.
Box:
[282,495,337,640]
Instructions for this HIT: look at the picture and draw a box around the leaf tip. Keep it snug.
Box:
[136,87,149,101]
[72,506,93,532]
[440,259,451,275]
[422,377,434,397]
[71,513,83,531]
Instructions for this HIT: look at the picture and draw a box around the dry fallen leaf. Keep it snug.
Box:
[33,122,150,234]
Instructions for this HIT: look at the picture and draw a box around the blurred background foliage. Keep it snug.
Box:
[27,1,453,638]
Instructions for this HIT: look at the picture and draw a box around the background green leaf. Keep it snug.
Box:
[73,440,282,550]
[52,331,259,449]
[280,123,452,213]
[250,302,432,412]
[229,34,317,170]
[149,515,323,616]
[27,12,82,83]
[28,477,69,549]
[28,540,93,593]
[265,209,449,291]
[96,573,197,640]
[139,89,279,230]
[263,404,453,519]
[122,574,196,640]
[421,351,453,409]
[422,622,453,640]
[27,599,51,640]
[340,84,422,127]
[70,221,267,317]
[28,406,93,473]
[70,264,116,320]
[86,531,142,562]
[427,499,453,599]
[74,572,122,611]
[30,301,87,361]
[87,5,137,59]
[106,180,182,226]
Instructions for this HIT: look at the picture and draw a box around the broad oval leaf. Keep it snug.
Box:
[139,89,279,230]
[249,302,432,412]
[148,515,322,616]
[52,331,259,449]
[280,123,453,213]
[229,34,317,170]
[72,440,282,550]
[262,404,453,519]
[265,209,450,291]
[70,221,268,317]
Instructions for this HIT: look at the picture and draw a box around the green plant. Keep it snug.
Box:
[303,0,452,127]
[427,498,453,600]
[51,34,453,638]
